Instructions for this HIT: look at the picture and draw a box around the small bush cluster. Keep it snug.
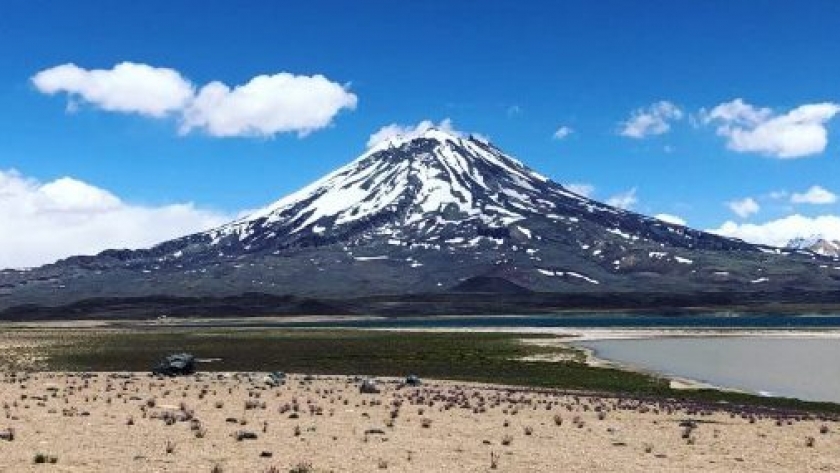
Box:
[33,453,58,464]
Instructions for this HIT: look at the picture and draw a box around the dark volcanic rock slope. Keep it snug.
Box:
[2,129,839,313]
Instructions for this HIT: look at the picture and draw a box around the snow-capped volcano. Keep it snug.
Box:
[214,129,550,236]
[2,129,839,318]
[185,128,751,257]
[205,128,597,248]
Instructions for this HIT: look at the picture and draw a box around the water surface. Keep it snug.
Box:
[577,337,840,403]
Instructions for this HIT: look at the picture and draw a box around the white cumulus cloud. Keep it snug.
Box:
[553,126,574,140]
[654,213,687,226]
[701,98,840,158]
[727,197,760,218]
[181,73,358,137]
[606,188,638,210]
[32,62,357,138]
[619,101,683,138]
[710,214,840,247]
[0,169,232,269]
[31,62,194,117]
[790,185,837,205]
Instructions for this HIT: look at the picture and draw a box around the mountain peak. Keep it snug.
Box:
[366,126,469,155]
[188,129,757,264]
[213,128,553,243]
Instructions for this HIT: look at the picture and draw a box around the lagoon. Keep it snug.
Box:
[154,313,840,404]
[577,336,840,404]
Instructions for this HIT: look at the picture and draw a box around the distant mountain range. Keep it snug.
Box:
[787,236,840,257]
[2,129,839,318]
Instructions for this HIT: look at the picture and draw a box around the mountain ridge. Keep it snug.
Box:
[787,236,840,257]
[2,130,839,317]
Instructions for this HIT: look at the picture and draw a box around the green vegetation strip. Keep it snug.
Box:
[11,328,840,414]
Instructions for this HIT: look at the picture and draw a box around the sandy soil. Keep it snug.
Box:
[0,372,838,472]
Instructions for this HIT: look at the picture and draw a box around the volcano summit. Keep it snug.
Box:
[2,129,839,318]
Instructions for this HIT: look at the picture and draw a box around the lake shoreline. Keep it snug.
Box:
[3,324,839,413]
[372,327,840,402]
[572,335,840,404]
[366,326,840,340]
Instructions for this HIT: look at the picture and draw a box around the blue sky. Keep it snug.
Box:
[2,1,840,266]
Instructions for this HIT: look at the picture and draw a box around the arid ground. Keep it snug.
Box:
[1,325,839,472]
[1,372,839,472]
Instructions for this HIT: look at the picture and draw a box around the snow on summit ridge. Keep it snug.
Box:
[365,118,484,150]
[205,128,566,247]
[367,125,465,153]
[182,127,762,263]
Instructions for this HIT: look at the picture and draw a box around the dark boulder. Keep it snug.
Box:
[405,375,422,386]
[264,371,286,387]
[152,353,196,376]
[359,378,380,394]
